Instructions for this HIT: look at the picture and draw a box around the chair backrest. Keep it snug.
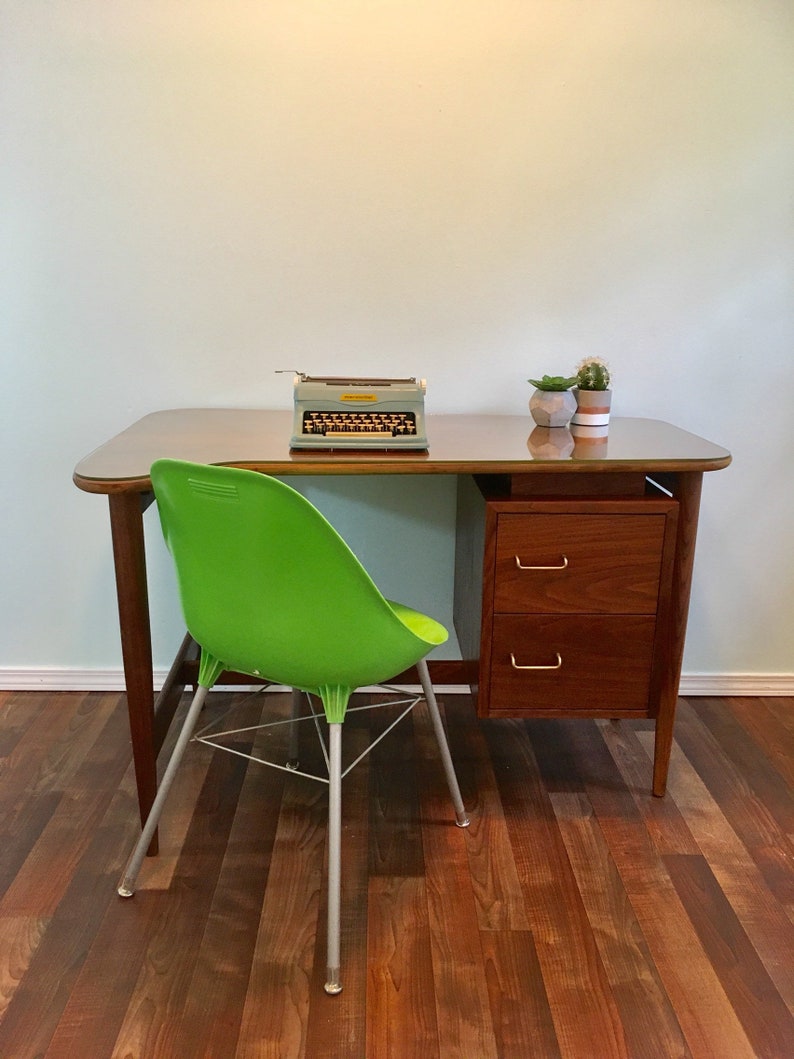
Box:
[150,460,446,699]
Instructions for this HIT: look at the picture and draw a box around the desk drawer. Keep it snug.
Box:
[494,513,667,614]
[488,614,655,713]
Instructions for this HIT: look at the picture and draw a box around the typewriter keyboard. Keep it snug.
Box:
[301,410,418,438]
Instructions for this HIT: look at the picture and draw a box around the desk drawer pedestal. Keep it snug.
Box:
[454,476,682,791]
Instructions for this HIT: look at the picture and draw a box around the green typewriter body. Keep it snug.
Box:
[289,375,428,450]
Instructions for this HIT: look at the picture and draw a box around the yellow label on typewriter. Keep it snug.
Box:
[341,393,378,402]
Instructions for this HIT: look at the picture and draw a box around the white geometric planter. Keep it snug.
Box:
[529,388,577,428]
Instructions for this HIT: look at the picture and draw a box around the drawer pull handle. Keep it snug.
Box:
[515,555,568,571]
[510,651,563,671]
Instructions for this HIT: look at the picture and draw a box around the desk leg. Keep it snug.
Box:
[109,490,159,852]
[652,472,703,796]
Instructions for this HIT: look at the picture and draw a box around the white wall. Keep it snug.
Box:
[2,1,792,685]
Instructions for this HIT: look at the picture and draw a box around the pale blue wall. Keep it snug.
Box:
[2,2,792,680]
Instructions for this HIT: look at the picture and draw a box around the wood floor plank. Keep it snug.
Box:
[597,718,701,857]
[131,737,215,892]
[524,718,588,792]
[481,929,561,1058]
[751,842,794,921]
[484,720,628,1059]
[636,730,794,1015]
[3,692,120,798]
[1,691,85,790]
[551,792,692,1059]
[675,700,794,845]
[111,748,254,1058]
[368,701,424,877]
[0,779,134,1059]
[757,697,794,740]
[655,701,794,932]
[665,853,794,1058]
[366,876,439,1058]
[1,788,120,916]
[0,790,64,898]
[42,893,165,1059]
[442,706,532,931]
[420,819,498,1058]
[234,771,327,1057]
[0,694,133,902]
[41,692,132,795]
[172,701,294,1059]
[416,710,498,1059]
[0,693,133,917]
[0,690,791,1058]
[31,759,144,1057]
[0,916,49,1021]
[728,697,794,788]
[0,696,114,908]
[586,783,758,1059]
[0,901,119,1058]
[529,717,633,794]
[0,691,56,760]
[62,694,285,1059]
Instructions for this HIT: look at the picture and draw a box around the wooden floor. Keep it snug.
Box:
[0,688,792,1059]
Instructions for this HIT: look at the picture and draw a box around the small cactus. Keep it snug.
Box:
[575,358,611,391]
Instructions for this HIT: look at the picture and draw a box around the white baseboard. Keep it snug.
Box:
[678,673,794,696]
[0,667,467,696]
[0,668,792,696]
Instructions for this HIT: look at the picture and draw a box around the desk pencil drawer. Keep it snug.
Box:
[494,513,667,614]
[488,614,656,712]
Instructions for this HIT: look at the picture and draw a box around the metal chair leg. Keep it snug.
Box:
[324,722,343,995]
[118,685,210,897]
[417,658,470,828]
[286,687,302,770]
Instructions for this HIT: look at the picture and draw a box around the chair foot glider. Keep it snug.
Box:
[117,460,470,996]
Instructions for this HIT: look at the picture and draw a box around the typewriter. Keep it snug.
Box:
[288,374,428,450]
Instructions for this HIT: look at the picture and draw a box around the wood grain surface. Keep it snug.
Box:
[0,688,790,1058]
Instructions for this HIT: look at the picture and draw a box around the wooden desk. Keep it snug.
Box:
[74,410,730,838]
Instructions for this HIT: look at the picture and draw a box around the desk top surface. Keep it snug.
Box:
[73,409,731,494]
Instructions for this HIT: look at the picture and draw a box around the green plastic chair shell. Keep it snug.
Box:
[119,459,468,996]
[150,459,448,722]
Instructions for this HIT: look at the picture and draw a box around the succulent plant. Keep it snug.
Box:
[528,374,577,392]
[575,358,611,391]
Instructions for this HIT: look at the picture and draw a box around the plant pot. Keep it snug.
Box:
[571,387,612,428]
[529,388,577,428]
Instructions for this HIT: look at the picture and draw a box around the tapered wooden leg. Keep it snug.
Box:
[108,490,158,848]
[652,472,703,796]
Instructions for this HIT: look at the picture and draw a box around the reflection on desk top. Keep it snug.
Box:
[73,409,731,494]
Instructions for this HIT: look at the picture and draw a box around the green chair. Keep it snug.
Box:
[117,459,469,994]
